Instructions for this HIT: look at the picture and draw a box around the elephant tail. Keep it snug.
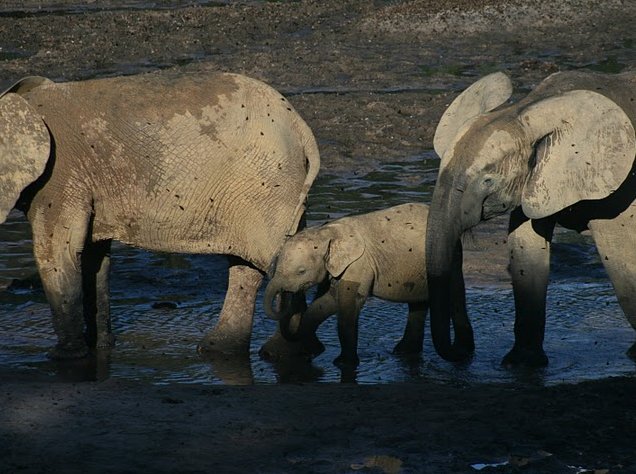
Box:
[286,119,321,237]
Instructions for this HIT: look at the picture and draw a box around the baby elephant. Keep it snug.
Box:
[264,203,473,367]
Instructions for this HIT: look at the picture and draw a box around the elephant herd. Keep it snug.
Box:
[2,68,636,371]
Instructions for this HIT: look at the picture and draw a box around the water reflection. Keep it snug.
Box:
[0,157,635,385]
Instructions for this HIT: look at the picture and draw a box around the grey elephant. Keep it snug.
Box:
[0,72,319,359]
[425,69,636,367]
[263,203,473,367]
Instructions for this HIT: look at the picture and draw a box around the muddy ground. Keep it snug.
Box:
[0,0,635,473]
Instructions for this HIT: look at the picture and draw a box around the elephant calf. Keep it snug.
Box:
[264,203,473,367]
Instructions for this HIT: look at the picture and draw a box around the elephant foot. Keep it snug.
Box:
[47,342,89,360]
[501,345,548,368]
[392,338,423,355]
[333,353,360,369]
[258,331,323,362]
[95,333,116,349]
[197,330,250,356]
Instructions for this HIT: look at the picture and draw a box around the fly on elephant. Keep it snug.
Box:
[425,69,636,367]
[0,71,319,360]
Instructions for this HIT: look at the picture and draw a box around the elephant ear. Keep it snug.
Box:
[0,93,51,223]
[520,89,636,220]
[434,72,513,171]
[324,225,364,278]
[1,76,53,97]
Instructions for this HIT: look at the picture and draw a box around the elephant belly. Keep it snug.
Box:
[91,195,279,272]
[372,269,427,304]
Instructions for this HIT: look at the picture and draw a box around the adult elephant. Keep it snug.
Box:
[426,69,636,367]
[0,71,319,359]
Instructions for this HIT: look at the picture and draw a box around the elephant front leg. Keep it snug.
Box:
[198,256,263,355]
[502,210,555,368]
[333,280,367,368]
[32,213,92,360]
[295,287,339,357]
[259,289,333,361]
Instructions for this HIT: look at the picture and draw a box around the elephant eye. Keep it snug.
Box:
[482,176,495,188]
[297,267,306,275]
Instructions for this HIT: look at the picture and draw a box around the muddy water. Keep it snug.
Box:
[0,153,634,385]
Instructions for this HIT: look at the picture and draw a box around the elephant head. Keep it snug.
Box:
[263,224,364,336]
[427,71,636,361]
[0,77,53,223]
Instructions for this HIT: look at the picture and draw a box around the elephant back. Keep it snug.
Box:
[20,72,319,271]
[523,70,636,123]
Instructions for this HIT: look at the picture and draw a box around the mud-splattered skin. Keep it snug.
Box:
[425,70,636,367]
[0,72,320,359]
[263,203,473,367]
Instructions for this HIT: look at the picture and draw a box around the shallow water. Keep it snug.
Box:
[0,154,634,386]
[0,1,634,384]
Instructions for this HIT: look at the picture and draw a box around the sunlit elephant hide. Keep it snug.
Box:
[0,72,319,359]
[264,203,473,367]
[425,70,636,367]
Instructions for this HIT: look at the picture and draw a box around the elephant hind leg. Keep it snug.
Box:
[198,256,263,355]
[393,301,427,355]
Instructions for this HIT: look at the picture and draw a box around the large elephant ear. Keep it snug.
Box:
[520,89,636,220]
[325,225,364,278]
[434,72,513,168]
[0,93,51,223]
[1,76,53,97]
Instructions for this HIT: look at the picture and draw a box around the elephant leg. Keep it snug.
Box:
[393,301,427,354]
[82,239,113,349]
[333,280,368,368]
[502,210,555,368]
[32,211,92,360]
[299,291,338,335]
[589,208,636,357]
[198,256,263,355]
[259,289,333,361]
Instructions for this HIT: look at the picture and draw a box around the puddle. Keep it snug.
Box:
[0,156,634,385]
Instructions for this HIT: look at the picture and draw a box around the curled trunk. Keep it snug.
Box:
[278,311,301,342]
[263,281,305,341]
[263,281,283,320]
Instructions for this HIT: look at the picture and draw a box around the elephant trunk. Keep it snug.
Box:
[278,310,302,342]
[426,182,474,362]
[263,280,305,341]
[263,280,284,320]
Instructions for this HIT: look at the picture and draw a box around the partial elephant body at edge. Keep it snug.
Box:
[0,71,320,359]
[425,69,636,366]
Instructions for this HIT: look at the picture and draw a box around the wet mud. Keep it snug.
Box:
[0,0,636,473]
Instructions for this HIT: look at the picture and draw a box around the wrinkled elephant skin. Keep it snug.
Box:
[0,72,319,359]
[265,203,473,367]
[426,70,636,366]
